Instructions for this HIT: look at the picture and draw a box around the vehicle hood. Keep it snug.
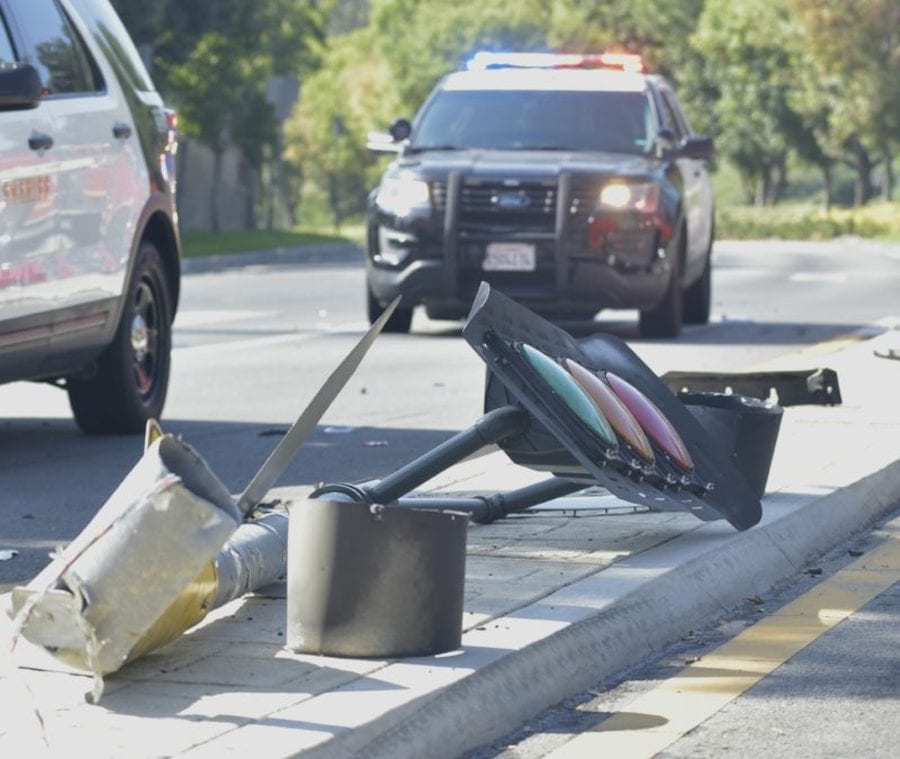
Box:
[391,149,660,181]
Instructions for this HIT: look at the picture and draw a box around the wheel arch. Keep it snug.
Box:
[131,195,181,321]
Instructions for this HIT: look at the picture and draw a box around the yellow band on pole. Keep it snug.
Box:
[126,561,219,662]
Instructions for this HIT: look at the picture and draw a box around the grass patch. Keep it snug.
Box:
[180,228,361,258]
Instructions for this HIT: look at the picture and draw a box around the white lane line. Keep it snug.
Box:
[173,321,369,356]
[788,271,848,283]
[174,310,272,328]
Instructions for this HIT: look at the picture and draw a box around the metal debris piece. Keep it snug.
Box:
[874,346,900,361]
[661,368,841,406]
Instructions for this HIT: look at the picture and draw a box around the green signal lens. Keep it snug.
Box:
[606,372,695,472]
[563,359,655,463]
[520,343,618,449]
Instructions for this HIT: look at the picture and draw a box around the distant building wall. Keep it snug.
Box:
[175,137,258,232]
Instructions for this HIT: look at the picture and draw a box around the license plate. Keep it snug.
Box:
[482,242,536,272]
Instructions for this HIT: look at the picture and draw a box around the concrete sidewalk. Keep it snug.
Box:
[2,327,899,758]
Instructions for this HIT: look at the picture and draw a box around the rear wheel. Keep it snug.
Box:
[639,229,684,339]
[367,286,412,333]
[68,241,173,434]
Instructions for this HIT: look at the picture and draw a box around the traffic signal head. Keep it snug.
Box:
[463,284,781,530]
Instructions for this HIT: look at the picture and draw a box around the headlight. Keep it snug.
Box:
[375,176,431,217]
[599,182,660,212]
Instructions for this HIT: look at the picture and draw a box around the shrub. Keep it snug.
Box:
[716,203,897,240]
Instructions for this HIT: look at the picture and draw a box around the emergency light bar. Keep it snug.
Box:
[466,51,646,73]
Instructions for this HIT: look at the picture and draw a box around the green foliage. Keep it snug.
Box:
[286,28,396,227]
[787,0,900,203]
[370,0,552,110]
[692,0,801,204]
[111,0,325,169]
[716,202,898,240]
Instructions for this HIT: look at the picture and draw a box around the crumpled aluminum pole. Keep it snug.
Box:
[7,299,400,697]
[10,432,240,679]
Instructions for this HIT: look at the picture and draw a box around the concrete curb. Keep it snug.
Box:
[308,459,900,759]
[181,242,364,274]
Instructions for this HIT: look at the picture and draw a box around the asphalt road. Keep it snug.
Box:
[1,238,898,589]
[466,512,900,759]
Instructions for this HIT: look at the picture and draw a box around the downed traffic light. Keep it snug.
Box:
[311,282,784,561]
[465,283,781,530]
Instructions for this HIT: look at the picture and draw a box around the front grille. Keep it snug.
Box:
[432,178,605,226]
[567,182,599,222]
[459,180,557,233]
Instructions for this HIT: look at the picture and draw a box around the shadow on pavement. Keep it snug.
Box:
[0,419,461,587]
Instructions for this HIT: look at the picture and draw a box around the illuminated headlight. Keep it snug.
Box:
[375,176,431,217]
[599,182,660,212]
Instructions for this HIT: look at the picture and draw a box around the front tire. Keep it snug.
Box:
[68,241,173,434]
[367,286,412,333]
[639,228,684,339]
[683,232,712,325]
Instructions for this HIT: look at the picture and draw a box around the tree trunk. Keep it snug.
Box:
[820,163,833,212]
[771,157,788,205]
[328,173,342,230]
[211,147,223,232]
[846,135,874,207]
[882,145,894,201]
[755,167,770,207]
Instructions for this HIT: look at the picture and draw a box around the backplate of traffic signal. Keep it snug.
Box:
[463,283,780,531]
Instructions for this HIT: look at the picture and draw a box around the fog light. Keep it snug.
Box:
[375,227,414,266]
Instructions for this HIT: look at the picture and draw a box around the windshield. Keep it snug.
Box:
[411,89,655,154]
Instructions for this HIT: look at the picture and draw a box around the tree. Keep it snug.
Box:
[112,0,325,229]
[287,28,396,228]
[692,0,803,205]
[166,34,267,231]
[789,0,900,205]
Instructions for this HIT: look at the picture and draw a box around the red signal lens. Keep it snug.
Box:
[520,344,618,450]
[563,360,655,463]
[605,372,694,472]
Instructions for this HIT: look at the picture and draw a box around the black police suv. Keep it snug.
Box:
[366,52,715,337]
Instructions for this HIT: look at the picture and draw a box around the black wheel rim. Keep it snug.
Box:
[129,277,162,399]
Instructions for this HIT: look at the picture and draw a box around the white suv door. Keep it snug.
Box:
[0,9,60,322]
[1,0,145,322]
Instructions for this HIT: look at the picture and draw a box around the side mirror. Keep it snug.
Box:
[655,127,677,155]
[367,118,413,154]
[0,62,43,111]
[388,118,412,142]
[678,135,715,161]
